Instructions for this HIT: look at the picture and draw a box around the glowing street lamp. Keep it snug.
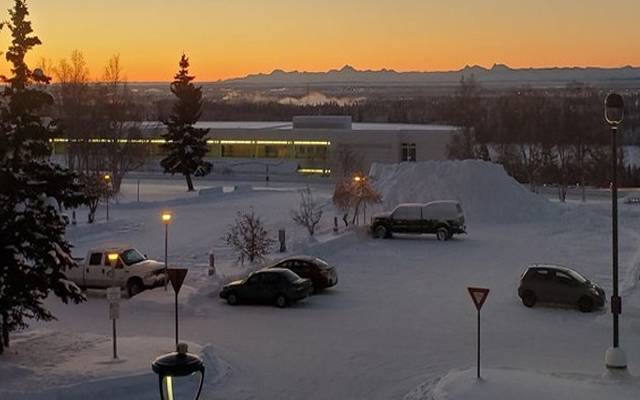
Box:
[152,343,205,400]
[604,93,627,370]
[104,174,111,221]
[162,211,172,290]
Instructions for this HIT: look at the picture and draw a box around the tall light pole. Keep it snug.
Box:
[162,211,172,291]
[604,92,626,370]
[104,174,111,221]
[353,175,367,224]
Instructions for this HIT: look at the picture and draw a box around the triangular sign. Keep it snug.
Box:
[467,287,490,311]
[167,268,188,294]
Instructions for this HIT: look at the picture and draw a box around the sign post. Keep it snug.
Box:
[467,287,490,379]
[167,268,188,349]
[106,286,121,359]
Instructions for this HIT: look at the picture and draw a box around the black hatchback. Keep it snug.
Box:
[518,264,605,312]
[220,268,313,308]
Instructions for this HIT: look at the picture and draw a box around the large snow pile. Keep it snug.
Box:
[370,160,554,224]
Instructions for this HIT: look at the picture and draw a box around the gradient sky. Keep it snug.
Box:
[4,0,640,81]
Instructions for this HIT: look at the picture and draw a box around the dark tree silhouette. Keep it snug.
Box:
[224,209,275,264]
[0,0,86,354]
[292,186,323,236]
[160,54,211,191]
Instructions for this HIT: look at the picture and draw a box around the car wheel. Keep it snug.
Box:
[522,291,536,308]
[227,292,239,306]
[436,227,450,241]
[374,225,388,239]
[126,279,144,298]
[578,296,594,313]
[275,294,288,308]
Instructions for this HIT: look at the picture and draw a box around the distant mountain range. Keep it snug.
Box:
[220,64,640,87]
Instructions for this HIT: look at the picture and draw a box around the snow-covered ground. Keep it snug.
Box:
[3,162,640,399]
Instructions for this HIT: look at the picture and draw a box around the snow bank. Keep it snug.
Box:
[370,160,554,223]
[198,186,224,197]
[233,183,253,193]
[413,368,640,400]
[0,330,229,400]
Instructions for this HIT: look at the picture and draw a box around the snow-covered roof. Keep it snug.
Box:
[140,120,459,133]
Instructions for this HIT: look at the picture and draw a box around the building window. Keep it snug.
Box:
[401,143,416,162]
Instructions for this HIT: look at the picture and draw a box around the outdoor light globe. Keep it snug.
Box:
[104,174,111,182]
[605,93,624,126]
[162,212,172,224]
[107,253,118,263]
[152,343,205,400]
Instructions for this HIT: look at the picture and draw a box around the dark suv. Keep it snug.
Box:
[268,255,338,293]
[518,264,605,312]
[220,268,313,308]
[371,201,466,240]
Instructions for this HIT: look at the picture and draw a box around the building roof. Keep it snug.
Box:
[140,120,459,133]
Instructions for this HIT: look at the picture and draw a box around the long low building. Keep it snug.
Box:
[52,116,460,176]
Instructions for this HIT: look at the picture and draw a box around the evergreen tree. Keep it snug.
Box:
[0,0,86,354]
[160,54,211,191]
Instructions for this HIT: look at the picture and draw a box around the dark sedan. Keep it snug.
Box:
[267,255,338,293]
[518,264,605,312]
[220,268,313,308]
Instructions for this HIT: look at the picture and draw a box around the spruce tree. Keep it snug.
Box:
[0,0,86,354]
[160,54,211,191]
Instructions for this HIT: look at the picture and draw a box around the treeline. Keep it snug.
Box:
[155,97,448,124]
[445,78,640,197]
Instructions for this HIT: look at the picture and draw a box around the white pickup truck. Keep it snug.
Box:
[65,247,167,297]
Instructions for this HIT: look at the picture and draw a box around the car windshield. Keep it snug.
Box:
[120,249,146,266]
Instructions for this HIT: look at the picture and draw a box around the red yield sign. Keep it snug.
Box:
[468,287,490,311]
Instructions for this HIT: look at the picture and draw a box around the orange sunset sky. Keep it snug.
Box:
[4,0,640,82]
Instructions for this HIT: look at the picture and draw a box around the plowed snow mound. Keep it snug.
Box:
[370,160,554,224]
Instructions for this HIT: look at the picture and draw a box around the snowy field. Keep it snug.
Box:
[3,161,640,399]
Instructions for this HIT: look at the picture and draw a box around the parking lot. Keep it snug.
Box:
[35,195,640,399]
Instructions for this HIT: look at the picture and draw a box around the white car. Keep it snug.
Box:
[64,247,167,297]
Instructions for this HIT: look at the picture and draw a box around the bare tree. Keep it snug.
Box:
[447,74,486,159]
[332,145,365,225]
[333,144,364,179]
[52,50,93,172]
[224,209,275,264]
[79,173,110,223]
[292,186,323,236]
[94,54,148,193]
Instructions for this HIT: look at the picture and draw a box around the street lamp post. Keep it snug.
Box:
[604,93,627,370]
[162,211,172,291]
[353,175,366,224]
[104,174,111,221]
